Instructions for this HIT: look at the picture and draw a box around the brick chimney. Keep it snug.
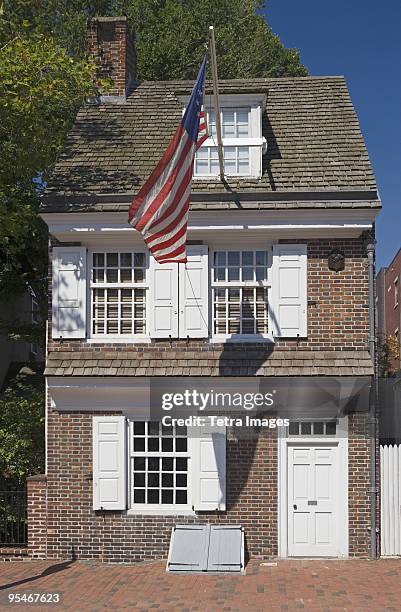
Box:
[87,16,136,101]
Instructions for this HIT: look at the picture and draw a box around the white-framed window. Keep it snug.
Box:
[129,421,191,512]
[211,250,270,337]
[90,250,148,338]
[192,96,265,179]
[288,421,338,437]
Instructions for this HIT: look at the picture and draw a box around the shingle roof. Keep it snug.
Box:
[43,76,377,206]
[45,349,373,377]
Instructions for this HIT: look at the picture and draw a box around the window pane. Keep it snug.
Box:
[147,489,159,504]
[256,251,266,266]
[176,474,187,487]
[301,422,312,435]
[313,422,324,435]
[107,253,118,267]
[162,490,174,504]
[120,253,132,267]
[289,422,299,435]
[148,457,159,471]
[325,422,337,436]
[162,458,173,471]
[93,253,104,267]
[176,490,187,504]
[148,438,159,452]
[228,252,240,266]
[134,422,145,435]
[175,438,187,452]
[134,456,145,470]
[134,473,145,487]
[162,473,173,487]
[195,159,209,175]
[134,438,145,452]
[134,489,145,503]
[106,269,118,283]
[161,438,173,452]
[214,252,226,266]
[148,422,159,436]
[176,458,187,471]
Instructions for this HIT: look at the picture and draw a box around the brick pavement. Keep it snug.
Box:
[0,559,400,611]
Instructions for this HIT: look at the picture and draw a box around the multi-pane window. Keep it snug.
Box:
[194,106,262,178]
[131,422,189,506]
[91,252,147,336]
[289,421,337,436]
[212,250,269,335]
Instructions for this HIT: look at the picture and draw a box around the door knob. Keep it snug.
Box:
[293,504,297,510]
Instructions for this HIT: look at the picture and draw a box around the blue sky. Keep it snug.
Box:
[265,1,401,270]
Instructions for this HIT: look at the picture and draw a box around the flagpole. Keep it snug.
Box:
[208,26,225,182]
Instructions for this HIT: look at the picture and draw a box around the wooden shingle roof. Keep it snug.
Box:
[45,349,373,377]
[43,76,378,209]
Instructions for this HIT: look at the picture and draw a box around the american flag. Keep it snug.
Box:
[128,56,208,263]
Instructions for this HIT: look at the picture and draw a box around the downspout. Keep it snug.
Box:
[365,233,377,559]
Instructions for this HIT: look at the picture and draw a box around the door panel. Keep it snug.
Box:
[288,444,338,557]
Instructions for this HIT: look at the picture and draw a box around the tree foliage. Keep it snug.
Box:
[0,375,45,485]
[0,22,96,343]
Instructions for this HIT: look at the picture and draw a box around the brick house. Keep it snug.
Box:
[376,248,401,369]
[28,16,382,562]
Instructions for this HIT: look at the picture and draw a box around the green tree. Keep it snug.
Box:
[0,31,95,343]
[0,375,45,484]
[118,0,307,80]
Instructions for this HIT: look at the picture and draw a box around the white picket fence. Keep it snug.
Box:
[381,444,401,556]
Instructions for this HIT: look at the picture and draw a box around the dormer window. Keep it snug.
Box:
[182,94,265,179]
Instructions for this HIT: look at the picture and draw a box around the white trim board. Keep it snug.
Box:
[277,416,349,559]
[41,209,377,242]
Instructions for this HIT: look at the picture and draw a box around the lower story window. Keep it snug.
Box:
[130,422,189,507]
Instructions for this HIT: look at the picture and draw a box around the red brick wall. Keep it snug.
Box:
[27,475,47,559]
[27,408,375,561]
[47,237,370,354]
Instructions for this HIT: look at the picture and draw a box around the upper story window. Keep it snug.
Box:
[189,94,265,179]
[212,250,270,336]
[394,277,399,308]
[90,251,147,337]
[52,243,307,342]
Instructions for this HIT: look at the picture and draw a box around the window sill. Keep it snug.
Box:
[126,505,195,516]
[210,334,274,344]
[87,337,151,344]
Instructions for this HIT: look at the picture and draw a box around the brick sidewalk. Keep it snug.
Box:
[0,559,400,611]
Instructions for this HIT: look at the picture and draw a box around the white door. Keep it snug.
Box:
[288,444,338,557]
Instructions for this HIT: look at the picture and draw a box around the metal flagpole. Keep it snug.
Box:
[208,26,225,182]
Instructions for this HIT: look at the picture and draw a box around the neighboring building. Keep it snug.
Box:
[28,17,381,562]
[376,248,401,371]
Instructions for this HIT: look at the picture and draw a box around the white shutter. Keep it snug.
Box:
[191,424,226,511]
[272,243,307,338]
[179,245,209,338]
[93,416,127,511]
[52,246,87,339]
[149,255,179,338]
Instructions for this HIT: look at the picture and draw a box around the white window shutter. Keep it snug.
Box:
[179,245,209,338]
[52,246,87,339]
[93,416,127,511]
[149,255,179,338]
[272,244,307,337]
[191,424,226,511]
